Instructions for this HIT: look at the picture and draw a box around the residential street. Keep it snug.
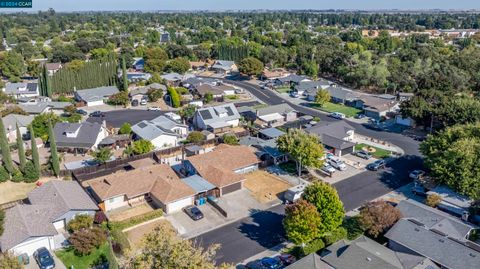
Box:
[194,77,423,265]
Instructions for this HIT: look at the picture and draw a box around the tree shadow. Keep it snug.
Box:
[237,208,286,249]
[378,154,424,189]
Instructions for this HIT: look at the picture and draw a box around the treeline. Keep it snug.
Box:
[215,43,249,62]
[40,57,118,95]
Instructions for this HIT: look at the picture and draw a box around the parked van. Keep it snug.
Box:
[284,184,307,204]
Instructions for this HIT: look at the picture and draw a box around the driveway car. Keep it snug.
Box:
[409,170,426,180]
[321,164,336,174]
[289,91,299,98]
[183,205,204,221]
[366,159,386,171]
[76,109,88,116]
[34,247,55,269]
[261,257,283,269]
[89,111,104,117]
[147,106,161,111]
[355,150,372,160]
[131,99,139,107]
[140,99,148,105]
[328,158,347,171]
[329,112,346,119]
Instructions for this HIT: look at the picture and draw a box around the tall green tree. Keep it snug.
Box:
[238,57,264,77]
[48,120,60,177]
[0,51,25,82]
[121,56,128,91]
[16,123,26,173]
[302,182,345,235]
[315,89,331,107]
[277,129,324,176]
[283,199,322,245]
[0,117,15,175]
[29,125,41,175]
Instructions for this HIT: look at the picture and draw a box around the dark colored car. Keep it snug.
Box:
[183,205,204,221]
[89,111,104,117]
[261,257,283,269]
[366,159,386,171]
[355,150,372,160]
[34,247,55,269]
[279,254,296,265]
[246,260,266,269]
[76,109,88,115]
[131,99,139,107]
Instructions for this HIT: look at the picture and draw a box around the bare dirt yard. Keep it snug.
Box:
[125,219,171,248]
[108,203,155,222]
[0,178,56,205]
[244,170,292,203]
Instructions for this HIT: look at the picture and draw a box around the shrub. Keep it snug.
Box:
[426,194,442,208]
[109,209,163,231]
[359,200,402,238]
[0,209,5,236]
[23,161,40,183]
[222,134,239,145]
[94,211,108,224]
[342,216,366,240]
[69,227,107,256]
[67,214,94,233]
[187,131,205,143]
[119,123,132,135]
[302,238,325,256]
[110,229,131,255]
[0,166,8,183]
[168,87,181,108]
[323,227,347,246]
[10,170,23,183]
[147,88,164,102]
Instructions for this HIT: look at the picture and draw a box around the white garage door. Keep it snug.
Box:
[53,219,65,230]
[11,237,53,256]
[166,197,193,213]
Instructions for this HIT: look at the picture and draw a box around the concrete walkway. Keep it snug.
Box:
[354,134,404,155]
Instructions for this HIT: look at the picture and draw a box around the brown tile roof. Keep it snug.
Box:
[88,164,195,203]
[360,96,398,112]
[186,144,259,187]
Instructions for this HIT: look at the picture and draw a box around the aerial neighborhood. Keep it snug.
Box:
[1,4,480,269]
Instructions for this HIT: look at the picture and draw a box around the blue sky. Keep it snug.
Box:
[9,0,480,11]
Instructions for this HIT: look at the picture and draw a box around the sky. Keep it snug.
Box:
[9,0,480,12]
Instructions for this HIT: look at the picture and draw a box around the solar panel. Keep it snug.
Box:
[138,122,148,128]
[200,110,213,120]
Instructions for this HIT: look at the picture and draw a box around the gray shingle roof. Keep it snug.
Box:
[276,74,310,84]
[212,60,235,71]
[259,127,285,139]
[385,219,480,269]
[161,72,183,81]
[397,199,475,240]
[326,86,361,101]
[54,122,103,149]
[285,253,330,269]
[296,80,330,92]
[132,115,186,141]
[75,86,119,103]
[306,121,355,139]
[1,114,34,131]
[18,101,71,114]
[195,103,240,126]
[256,103,295,117]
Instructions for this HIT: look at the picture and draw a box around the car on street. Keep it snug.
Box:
[261,257,283,269]
[183,205,204,221]
[147,106,161,111]
[366,159,386,171]
[328,158,347,171]
[409,170,426,180]
[89,111,104,117]
[76,109,88,116]
[279,254,296,265]
[329,112,346,119]
[34,247,55,269]
[321,164,336,174]
[355,150,372,160]
[246,260,266,269]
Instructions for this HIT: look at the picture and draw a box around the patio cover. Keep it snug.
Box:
[258,113,284,122]
[182,175,216,194]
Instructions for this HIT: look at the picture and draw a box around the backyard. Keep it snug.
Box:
[125,219,171,248]
[310,102,362,117]
[355,143,392,159]
[244,170,292,203]
[0,180,54,205]
[56,243,112,269]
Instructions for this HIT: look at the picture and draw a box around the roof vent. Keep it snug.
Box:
[103,179,111,185]
[470,253,476,258]
[439,239,445,243]
[366,257,372,262]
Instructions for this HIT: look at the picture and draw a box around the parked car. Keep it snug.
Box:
[412,183,428,197]
[131,99,139,107]
[329,112,346,119]
[89,111,104,117]
[183,205,204,221]
[355,113,366,119]
[148,106,161,111]
[328,158,347,171]
[289,91,299,98]
[279,254,296,265]
[76,109,88,116]
[321,164,336,174]
[246,260,266,269]
[34,247,55,269]
[366,159,386,171]
[409,170,426,180]
[140,98,148,105]
[325,152,335,160]
[261,257,283,269]
[284,184,307,204]
[355,150,372,160]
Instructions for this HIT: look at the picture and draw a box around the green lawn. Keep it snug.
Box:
[56,243,110,269]
[275,86,291,93]
[311,102,362,118]
[355,143,391,159]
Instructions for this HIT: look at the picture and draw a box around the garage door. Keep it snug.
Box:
[166,197,193,214]
[341,146,354,156]
[11,237,53,256]
[53,219,65,230]
[222,182,242,195]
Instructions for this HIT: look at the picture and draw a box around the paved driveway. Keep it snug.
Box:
[25,253,66,269]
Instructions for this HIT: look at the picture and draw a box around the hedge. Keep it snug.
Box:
[323,227,347,246]
[342,216,366,240]
[110,229,130,255]
[109,209,163,231]
[302,238,325,256]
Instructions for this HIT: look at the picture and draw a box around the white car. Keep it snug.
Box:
[148,106,161,111]
[321,164,336,174]
[328,158,347,171]
[140,99,148,105]
[329,112,346,119]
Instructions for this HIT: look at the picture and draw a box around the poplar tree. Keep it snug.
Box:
[122,57,128,91]
[29,125,41,175]
[0,117,15,175]
[47,121,60,177]
[16,123,26,173]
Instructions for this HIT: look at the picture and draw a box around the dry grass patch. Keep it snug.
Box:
[0,178,55,205]
[125,219,171,248]
[108,203,155,222]
[244,170,292,203]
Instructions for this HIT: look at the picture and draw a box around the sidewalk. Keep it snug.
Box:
[354,135,404,155]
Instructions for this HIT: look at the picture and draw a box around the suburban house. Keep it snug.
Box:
[1,114,34,143]
[0,181,98,256]
[255,103,297,127]
[53,121,108,153]
[189,60,214,71]
[161,72,184,86]
[87,163,195,213]
[132,57,145,71]
[182,76,218,89]
[193,103,241,134]
[398,92,414,102]
[132,115,188,149]
[296,80,331,98]
[306,121,356,156]
[321,235,439,269]
[129,83,167,101]
[183,144,260,196]
[194,83,236,99]
[126,72,152,82]
[426,186,474,218]
[325,85,361,105]
[274,74,310,86]
[385,218,480,269]
[261,68,291,81]
[357,95,400,119]
[160,32,170,43]
[285,253,330,269]
[45,62,62,75]
[258,127,285,140]
[18,100,71,115]
[75,86,120,107]
[3,82,39,99]
[211,60,237,75]
[240,136,288,165]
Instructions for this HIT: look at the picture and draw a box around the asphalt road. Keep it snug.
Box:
[194,77,423,265]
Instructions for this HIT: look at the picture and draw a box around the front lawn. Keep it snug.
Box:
[275,86,291,93]
[355,143,391,159]
[310,102,362,118]
[56,243,110,269]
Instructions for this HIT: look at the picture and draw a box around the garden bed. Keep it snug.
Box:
[355,143,391,159]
